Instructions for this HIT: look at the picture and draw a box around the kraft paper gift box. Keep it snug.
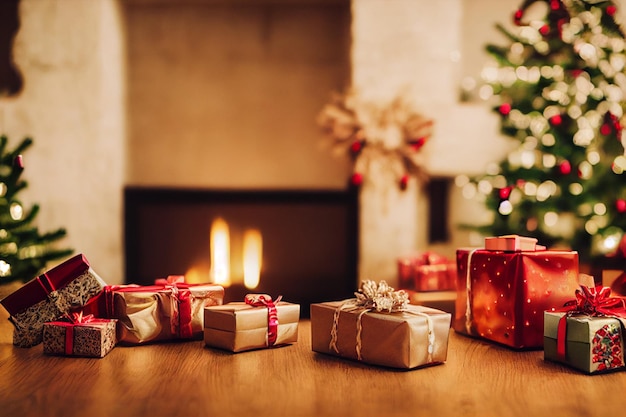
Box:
[102,276,224,344]
[204,294,299,353]
[311,280,451,369]
[0,254,107,348]
[43,313,117,358]
[454,235,580,349]
[544,285,626,374]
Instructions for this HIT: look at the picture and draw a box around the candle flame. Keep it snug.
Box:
[243,229,262,289]
[210,218,230,286]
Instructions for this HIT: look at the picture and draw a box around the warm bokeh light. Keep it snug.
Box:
[243,229,263,289]
[210,217,230,286]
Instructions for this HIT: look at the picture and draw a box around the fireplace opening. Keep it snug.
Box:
[124,186,359,316]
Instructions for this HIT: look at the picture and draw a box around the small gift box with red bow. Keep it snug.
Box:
[397,252,456,292]
[454,235,580,349]
[310,280,451,369]
[43,312,117,358]
[203,294,299,353]
[544,285,626,374]
[0,254,107,348]
[94,276,224,345]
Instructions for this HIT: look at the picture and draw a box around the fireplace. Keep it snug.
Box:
[124,186,358,316]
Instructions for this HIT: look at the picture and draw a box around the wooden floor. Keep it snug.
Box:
[1,306,626,417]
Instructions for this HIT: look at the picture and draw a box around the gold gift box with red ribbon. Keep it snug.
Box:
[204,294,300,353]
[96,276,224,345]
[454,235,580,349]
[544,285,626,374]
[43,312,117,358]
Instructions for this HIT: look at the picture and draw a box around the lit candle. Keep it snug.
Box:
[210,218,230,286]
[243,229,262,289]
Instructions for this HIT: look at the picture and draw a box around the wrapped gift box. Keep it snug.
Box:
[204,294,299,353]
[544,285,626,374]
[398,252,456,292]
[102,277,224,344]
[311,280,451,369]
[454,236,580,349]
[0,254,107,347]
[544,311,625,374]
[43,314,117,358]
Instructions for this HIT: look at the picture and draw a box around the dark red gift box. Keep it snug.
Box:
[454,237,580,349]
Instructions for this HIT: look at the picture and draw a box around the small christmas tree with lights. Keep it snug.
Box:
[460,0,626,263]
[0,135,72,284]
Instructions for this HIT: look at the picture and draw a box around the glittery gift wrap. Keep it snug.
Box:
[544,311,626,374]
[454,248,580,349]
[0,254,107,348]
[43,318,117,358]
[204,300,300,353]
[104,283,224,344]
[310,301,451,369]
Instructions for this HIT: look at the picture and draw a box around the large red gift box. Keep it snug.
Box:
[454,236,580,349]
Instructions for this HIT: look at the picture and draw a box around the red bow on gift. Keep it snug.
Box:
[67,311,97,324]
[563,285,626,318]
[557,285,626,360]
[245,294,282,346]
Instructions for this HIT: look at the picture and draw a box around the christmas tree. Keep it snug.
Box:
[460,0,626,263]
[0,135,73,284]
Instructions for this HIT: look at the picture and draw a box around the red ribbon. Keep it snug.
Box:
[245,294,282,346]
[556,285,626,360]
[55,312,108,355]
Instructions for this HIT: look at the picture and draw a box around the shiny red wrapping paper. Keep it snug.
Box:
[454,247,580,349]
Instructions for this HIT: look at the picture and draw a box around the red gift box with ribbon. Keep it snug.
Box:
[454,235,580,349]
[544,285,626,374]
[204,294,300,353]
[397,252,457,292]
[43,312,117,358]
[85,275,224,345]
[0,254,107,348]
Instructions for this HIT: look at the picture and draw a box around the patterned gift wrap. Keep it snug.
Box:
[311,280,451,369]
[544,285,626,374]
[204,294,299,353]
[103,276,224,344]
[43,315,117,358]
[454,236,579,349]
[0,254,107,348]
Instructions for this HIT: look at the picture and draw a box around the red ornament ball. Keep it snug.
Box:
[550,0,561,11]
[513,9,523,25]
[350,140,363,154]
[617,199,626,213]
[607,5,617,16]
[409,137,427,151]
[559,160,572,175]
[539,24,550,36]
[601,123,612,136]
[549,114,563,126]
[499,186,512,200]
[399,174,410,190]
[350,172,363,186]
[499,103,512,116]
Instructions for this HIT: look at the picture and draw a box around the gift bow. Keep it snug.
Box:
[329,280,435,363]
[557,285,626,360]
[245,294,282,346]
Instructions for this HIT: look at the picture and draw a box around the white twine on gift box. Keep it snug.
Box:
[465,248,479,334]
[329,280,435,363]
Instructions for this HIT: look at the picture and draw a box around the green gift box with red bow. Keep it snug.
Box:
[544,285,626,374]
